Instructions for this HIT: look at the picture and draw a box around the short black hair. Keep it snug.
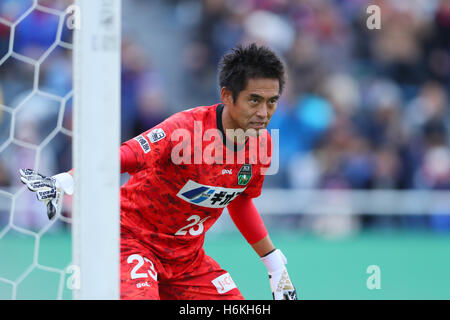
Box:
[218,43,285,102]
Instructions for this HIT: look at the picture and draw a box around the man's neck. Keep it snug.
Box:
[221,105,247,146]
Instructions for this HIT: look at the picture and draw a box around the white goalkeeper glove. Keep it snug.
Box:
[261,249,297,300]
[19,169,74,220]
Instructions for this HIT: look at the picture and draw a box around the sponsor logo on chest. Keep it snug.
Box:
[177,180,246,208]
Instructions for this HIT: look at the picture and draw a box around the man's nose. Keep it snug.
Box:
[255,103,268,119]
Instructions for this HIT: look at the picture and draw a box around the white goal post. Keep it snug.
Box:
[72,0,121,299]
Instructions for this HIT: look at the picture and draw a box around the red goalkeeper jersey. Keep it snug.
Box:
[120,103,272,262]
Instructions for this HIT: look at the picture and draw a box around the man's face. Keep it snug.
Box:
[223,78,280,136]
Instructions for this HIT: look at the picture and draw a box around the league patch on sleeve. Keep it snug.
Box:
[148,128,166,143]
[134,135,151,153]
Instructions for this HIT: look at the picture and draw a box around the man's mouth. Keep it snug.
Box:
[249,122,266,129]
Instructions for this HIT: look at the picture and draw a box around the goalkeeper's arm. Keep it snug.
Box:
[20,145,137,219]
[227,195,298,300]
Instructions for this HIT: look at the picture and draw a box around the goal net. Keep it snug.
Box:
[0,0,120,299]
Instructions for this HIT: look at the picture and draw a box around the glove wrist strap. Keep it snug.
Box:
[53,172,74,195]
[260,249,287,273]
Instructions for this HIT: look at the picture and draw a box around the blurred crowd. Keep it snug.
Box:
[176,0,450,190]
[0,0,450,233]
[173,0,450,233]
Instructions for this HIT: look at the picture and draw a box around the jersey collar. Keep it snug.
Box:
[216,103,249,152]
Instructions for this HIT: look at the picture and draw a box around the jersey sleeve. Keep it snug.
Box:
[227,195,268,244]
[120,144,138,173]
[121,115,181,173]
[241,131,273,199]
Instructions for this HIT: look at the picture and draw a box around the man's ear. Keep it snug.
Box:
[220,87,233,106]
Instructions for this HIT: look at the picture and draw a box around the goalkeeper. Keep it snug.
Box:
[20,43,297,300]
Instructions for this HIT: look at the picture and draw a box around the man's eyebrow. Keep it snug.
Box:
[249,93,280,100]
[249,93,263,99]
[270,95,280,100]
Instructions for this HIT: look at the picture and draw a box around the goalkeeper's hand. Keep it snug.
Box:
[19,169,74,220]
[261,249,297,300]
